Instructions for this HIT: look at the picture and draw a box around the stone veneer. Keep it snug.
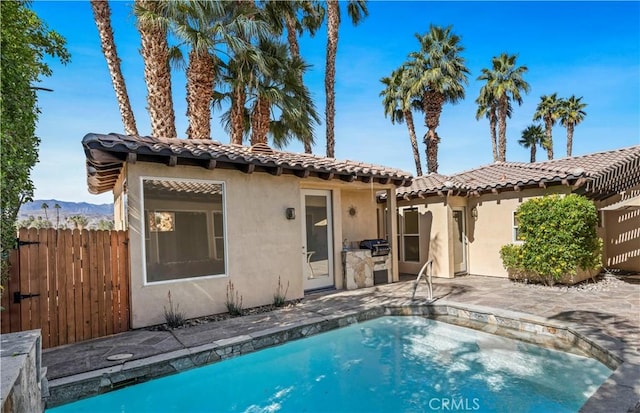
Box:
[1,330,46,413]
[45,302,633,410]
[342,250,391,290]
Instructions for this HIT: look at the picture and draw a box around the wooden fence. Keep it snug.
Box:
[1,228,130,349]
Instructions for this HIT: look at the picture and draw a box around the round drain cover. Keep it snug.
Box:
[107,353,133,361]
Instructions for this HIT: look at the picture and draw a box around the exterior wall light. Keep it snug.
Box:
[471,206,478,220]
[285,208,296,220]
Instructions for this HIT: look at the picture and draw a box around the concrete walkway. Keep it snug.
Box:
[42,274,640,412]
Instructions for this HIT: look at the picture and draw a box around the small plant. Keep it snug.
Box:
[273,276,290,307]
[225,280,244,316]
[163,291,185,328]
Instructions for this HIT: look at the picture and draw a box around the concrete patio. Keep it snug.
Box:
[42,274,640,412]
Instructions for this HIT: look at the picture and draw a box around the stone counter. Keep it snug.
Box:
[342,250,391,290]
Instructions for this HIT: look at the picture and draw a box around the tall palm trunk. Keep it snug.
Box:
[325,0,339,158]
[497,96,509,162]
[544,120,554,160]
[91,0,138,136]
[185,50,215,139]
[136,0,176,139]
[530,145,536,163]
[403,109,422,176]
[250,96,270,145]
[489,107,498,162]
[230,84,246,145]
[566,124,574,157]
[422,91,444,173]
[285,14,313,154]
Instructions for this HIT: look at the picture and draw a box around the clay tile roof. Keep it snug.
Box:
[395,145,640,200]
[83,133,413,194]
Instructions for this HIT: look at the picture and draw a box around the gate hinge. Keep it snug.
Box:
[13,291,41,304]
[17,239,40,247]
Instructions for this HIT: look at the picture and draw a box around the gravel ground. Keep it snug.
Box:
[510,272,639,293]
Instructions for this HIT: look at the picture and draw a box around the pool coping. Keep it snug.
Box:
[45,299,640,412]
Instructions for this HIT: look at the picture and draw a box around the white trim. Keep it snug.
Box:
[398,206,420,262]
[452,207,468,275]
[140,176,229,286]
[301,189,334,291]
[512,210,524,244]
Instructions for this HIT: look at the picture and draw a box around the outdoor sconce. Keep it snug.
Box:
[285,208,296,220]
[471,207,478,220]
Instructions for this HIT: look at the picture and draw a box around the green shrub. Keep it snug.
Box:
[500,194,602,285]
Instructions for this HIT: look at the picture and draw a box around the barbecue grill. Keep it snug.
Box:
[359,239,391,257]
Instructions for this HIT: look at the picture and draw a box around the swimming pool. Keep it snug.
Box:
[47,316,611,413]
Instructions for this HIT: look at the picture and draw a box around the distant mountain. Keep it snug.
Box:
[19,199,113,219]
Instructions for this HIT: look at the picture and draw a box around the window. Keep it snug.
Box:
[142,178,226,283]
[398,207,420,262]
[512,211,524,242]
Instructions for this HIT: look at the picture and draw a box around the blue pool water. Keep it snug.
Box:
[48,316,611,413]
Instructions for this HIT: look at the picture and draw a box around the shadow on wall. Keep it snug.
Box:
[606,208,640,272]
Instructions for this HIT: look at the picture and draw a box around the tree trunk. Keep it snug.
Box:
[230,84,245,145]
[403,110,422,176]
[545,119,554,160]
[530,145,536,163]
[489,107,498,162]
[422,91,444,173]
[285,13,313,154]
[250,96,270,145]
[566,124,574,157]
[325,0,339,158]
[136,0,176,139]
[185,50,215,139]
[497,96,508,162]
[91,0,138,136]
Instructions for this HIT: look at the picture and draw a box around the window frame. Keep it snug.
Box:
[140,176,228,286]
[512,211,524,243]
[398,207,420,263]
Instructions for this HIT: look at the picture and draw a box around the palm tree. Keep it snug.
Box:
[558,95,587,157]
[533,93,561,160]
[218,39,319,148]
[263,0,324,153]
[152,1,269,140]
[380,67,422,176]
[133,0,177,139]
[41,202,48,218]
[54,203,61,229]
[404,25,470,173]
[325,0,368,158]
[518,124,545,163]
[476,86,513,163]
[477,53,529,162]
[67,215,88,230]
[90,0,138,136]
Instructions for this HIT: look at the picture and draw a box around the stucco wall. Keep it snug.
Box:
[340,189,379,247]
[397,186,573,279]
[467,186,570,278]
[126,163,303,328]
[397,198,452,278]
[122,163,399,328]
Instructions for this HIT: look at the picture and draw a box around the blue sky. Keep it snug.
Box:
[30,1,640,204]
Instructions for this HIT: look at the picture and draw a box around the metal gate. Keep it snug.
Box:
[1,228,130,348]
